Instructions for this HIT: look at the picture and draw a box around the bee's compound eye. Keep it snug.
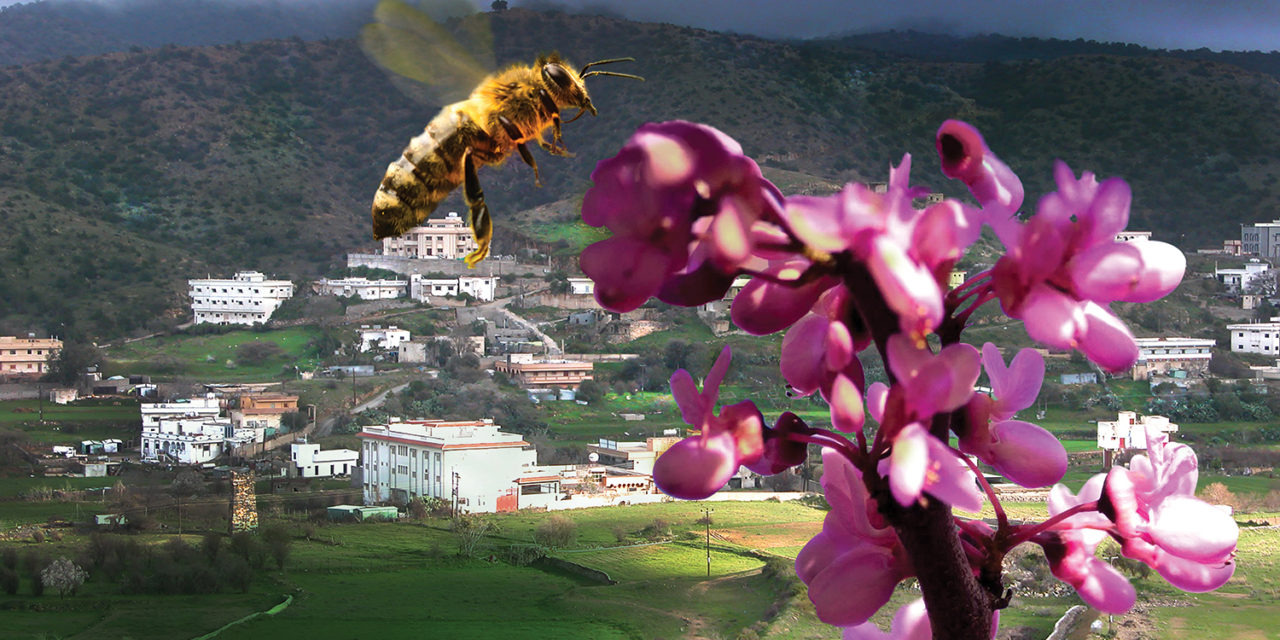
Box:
[543,63,573,90]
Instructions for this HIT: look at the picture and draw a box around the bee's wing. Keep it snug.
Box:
[360,0,495,106]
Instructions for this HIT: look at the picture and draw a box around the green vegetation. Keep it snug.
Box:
[2,497,1280,639]
[104,326,324,381]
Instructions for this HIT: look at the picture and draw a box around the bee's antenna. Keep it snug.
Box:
[581,71,644,81]
[579,57,635,74]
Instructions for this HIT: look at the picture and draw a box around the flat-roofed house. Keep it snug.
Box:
[359,418,537,513]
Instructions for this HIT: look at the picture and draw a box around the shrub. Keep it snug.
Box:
[0,566,18,596]
[501,543,547,566]
[201,533,223,562]
[533,515,577,549]
[639,518,671,541]
[610,524,629,544]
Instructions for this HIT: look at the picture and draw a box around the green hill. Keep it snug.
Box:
[2,8,1280,338]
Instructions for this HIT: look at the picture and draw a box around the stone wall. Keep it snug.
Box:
[230,471,258,533]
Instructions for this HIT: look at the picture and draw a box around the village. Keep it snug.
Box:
[5,209,1280,527]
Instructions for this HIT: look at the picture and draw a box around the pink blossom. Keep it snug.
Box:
[960,344,1066,487]
[798,450,910,626]
[1036,528,1137,613]
[781,156,979,339]
[580,121,782,312]
[780,287,869,402]
[746,411,810,475]
[843,599,999,640]
[982,162,1184,370]
[879,422,984,512]
[731,257,839,335]
[654,347,765,499]
[1100,428,1238,591]
[885,334,980,421]
[935,120,1024,217]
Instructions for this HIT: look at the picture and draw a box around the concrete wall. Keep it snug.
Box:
[347,253,541,278]
[532,293,600,310]
[543,491,807,511]
[0,382,42,400]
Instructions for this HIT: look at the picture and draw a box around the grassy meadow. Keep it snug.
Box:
[102,326,324,382]
[1,498,1279,639]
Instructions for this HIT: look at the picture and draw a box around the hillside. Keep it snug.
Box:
[3,8,1280,338]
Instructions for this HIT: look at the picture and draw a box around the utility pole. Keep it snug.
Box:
[703,507,714,579]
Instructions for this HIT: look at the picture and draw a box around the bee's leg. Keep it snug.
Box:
[462,150,492,269]
[498,116,542,187]
[537,89,573,157]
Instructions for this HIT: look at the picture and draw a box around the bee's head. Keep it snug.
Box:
[540,57,595,116]
[540,54,642,123]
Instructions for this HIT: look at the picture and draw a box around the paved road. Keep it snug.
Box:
[314,381,410,437]
[476,288,562,355]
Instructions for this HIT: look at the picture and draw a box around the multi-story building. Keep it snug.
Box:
[1130,337,1215,380]
[1097,411,1179,467]
[227,392,299,440]
[1242,220,1280,258]
[408,274,499,302]
[141,417,231,465]
[290,442,358,478]
[494,354,593,389]
[1215,259,1272,293]
[380,212,478,260]
[189,271,294,325]
[587,437,681,476]
[141,395,222,429]
[314,277,407,300]
[359,418,537,513]
[1228,319,1280,354]
[0,335,61,379]
[359,326,411,352]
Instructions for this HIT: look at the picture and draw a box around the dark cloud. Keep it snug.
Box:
[1,0,1276,52]
[531,0,1280,52]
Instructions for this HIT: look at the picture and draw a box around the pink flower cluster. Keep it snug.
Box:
[579,119,1227,637]
[938,121,1185,371]
[1034,427,1237,612]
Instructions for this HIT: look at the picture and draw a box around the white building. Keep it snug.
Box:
[189,271,294,325]
[1114,231,1152,243]
[1131,337,1214,380]
[1215,259,1272,293]
[567,277,595,296]
[1228,318,1280,354]
[359,325,411,352]
[315,277,407,300]
[409,274,498,302]
[380,212,478,260]
[290,442,358,478]
[359,418,537,513]
[1097,411,1178,452]
[141,417,231,465]
[586,437,681,476]
[141,395,222,429]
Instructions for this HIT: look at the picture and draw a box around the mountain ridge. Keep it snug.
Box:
[1,7,1278,339]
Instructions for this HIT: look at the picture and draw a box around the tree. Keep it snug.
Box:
[40,557,87,597]
[170,470,203,535]
[44,341,101,387]
[576,379,605,404]
[490,0,508,10]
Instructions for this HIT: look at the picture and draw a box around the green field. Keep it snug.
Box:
[103,326,324,381]
[2,498,1279,640]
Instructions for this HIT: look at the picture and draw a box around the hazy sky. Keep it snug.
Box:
[1,0,1277,52]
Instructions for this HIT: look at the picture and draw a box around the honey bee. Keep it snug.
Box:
[363,1,642,268]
